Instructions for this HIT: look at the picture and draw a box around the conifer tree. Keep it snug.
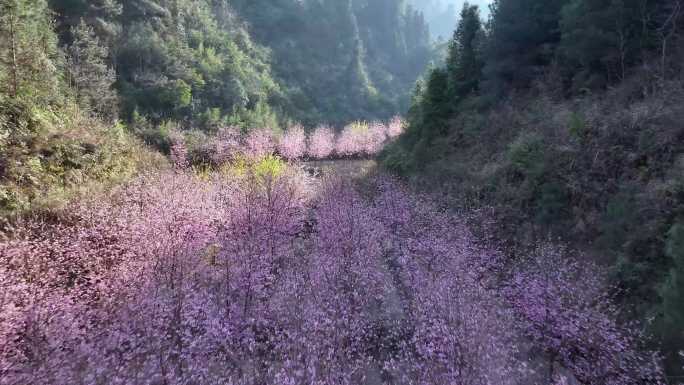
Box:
[483,0,568,94]
[0,0,60,102]
[67,19,118,121]
[559,0,660,87]
[446,3,484,102]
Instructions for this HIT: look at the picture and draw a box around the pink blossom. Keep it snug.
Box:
[306,125,335,159]
[243,128,276,159]
[212,126,242,165]
[0,169,665,384]
[169,134,189,170]
[386,116,404,138]
[277,124,306,160]
[335,121,387,157]
[334,122,365,157]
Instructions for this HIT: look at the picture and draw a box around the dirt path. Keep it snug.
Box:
[301,159,378,180]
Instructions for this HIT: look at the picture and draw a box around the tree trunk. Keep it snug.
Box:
[660,0,682,81]
[8,7,19,98]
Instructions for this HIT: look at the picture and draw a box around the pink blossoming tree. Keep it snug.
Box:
[243,128,276,159]
[306,125,335,159]
[277,124,306,160]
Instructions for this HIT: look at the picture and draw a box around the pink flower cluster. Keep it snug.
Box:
[503,244,665,385]
[306,125,335,159]
[243,128,277,159]
[386,116,404,139]
[0,170,664,384]
[212,126,242,165]
[200,118,404,165]
[169,134,189,170]
[334,121,387,157]
[277,124,306,160]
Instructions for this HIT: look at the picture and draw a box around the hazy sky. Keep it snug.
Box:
[449,0,492,16]
[409,0,493,40]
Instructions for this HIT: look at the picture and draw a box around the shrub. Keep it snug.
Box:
[507,132,546,180]
[0,100,156,217]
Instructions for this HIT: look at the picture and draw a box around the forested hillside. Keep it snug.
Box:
[0,0,432,215]
[383,0,684,377]
[0,0,162,217]
[231,0,433,124]
[50,0,433,127]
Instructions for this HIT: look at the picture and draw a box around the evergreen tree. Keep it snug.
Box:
[67,19,118,121]
[446,3,484,102]
[559,0,660,89]
[420,68,451,141]
[483,0,569,95]
[407,67,449,165]
[49,0,122,43]
[0,0,60,102]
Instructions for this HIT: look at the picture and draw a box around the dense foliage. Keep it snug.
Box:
[230,0,433,125]
[0,0,428,216]
[0,161,665,384]
[383,0,684,377]
[50,0,282,129]
[45,0,435,128]
[0,0,159,217]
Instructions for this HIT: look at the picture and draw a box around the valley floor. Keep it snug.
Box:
[0,157,665,385]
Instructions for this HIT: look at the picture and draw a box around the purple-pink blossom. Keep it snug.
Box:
[0,168,664,385]
[243,128,276,159]
[277,124,306,160]
[306,125,335,159]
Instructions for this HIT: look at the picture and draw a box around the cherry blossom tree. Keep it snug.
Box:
[335,122,367,157]
[277,124,306,160]
[366,121,388,155]
[386,116,404,139]
[307,125,335,159]
[504,243,665,385]
[335,121,390,157]
[169,134,189,170]
[212,126,242,165]
[243,128,276,159]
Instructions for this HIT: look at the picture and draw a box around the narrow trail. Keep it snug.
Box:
[301,159,378,180]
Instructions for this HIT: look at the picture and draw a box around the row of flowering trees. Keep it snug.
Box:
[0,163,666,384]
[172,117,404,167]
[282,117,403,160]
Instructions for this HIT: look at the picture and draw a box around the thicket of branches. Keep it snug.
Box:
[382,1,684,376]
